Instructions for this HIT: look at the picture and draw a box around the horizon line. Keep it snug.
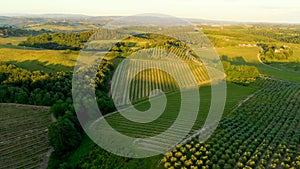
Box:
[0,12,300,25]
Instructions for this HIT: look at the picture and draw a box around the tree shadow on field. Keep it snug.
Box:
[221,55,300,82]
[221,55,246,65]
[267,61,300,72]
[0,43,48,50]
[6,60,73,73]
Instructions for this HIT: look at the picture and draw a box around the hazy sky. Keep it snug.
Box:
[1,0,300,23]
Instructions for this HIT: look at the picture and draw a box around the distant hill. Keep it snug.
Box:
[0,14,299,33]
[0,14,240,28]
[0,14,119,27]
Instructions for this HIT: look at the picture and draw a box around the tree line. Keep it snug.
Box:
[0,26,51,38]
[18,28,122,50]
[19,31,94,50]
[221,60,260,85]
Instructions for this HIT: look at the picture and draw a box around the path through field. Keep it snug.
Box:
[257,53,281,71]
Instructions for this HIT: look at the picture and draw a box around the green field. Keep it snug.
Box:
[0,37,78,72]
[216,46,300,82]
[0,47,77,72]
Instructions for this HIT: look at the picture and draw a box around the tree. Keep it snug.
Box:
[50,100,68,118]
[15,89,28,104]
[42,92,52,106]
[48,117,81,156]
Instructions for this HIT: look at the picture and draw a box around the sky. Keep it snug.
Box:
[1,0,300,23]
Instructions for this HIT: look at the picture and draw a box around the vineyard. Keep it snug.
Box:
[0,104,52,169]
[90,82,254,157]
[92,88,201,154]
[111,48,225,106]
[161,78,300,169]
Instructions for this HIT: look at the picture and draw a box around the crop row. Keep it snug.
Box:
[162,79,300,169]
[0,105,52,169]
[111,58,222,106]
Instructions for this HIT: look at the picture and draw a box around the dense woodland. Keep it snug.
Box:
[19,31,94,50]
[0,26,51,38]
[13,26,220,52]
[18,28,128,50]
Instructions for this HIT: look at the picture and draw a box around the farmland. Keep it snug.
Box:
[0,18,300,169]
[0,37,77,73]
[77,25,300,168]
[92,83,257,149]
[72,82,258,168]
[215,46,300,82]
[111,58,224,106]
[161,78,300,169]
[0,104,52,169]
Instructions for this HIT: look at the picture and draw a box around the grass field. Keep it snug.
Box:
[0,37,27,46]
[216,46,261,63]
[0,103,52,169]
[0,47,77,72]
[216,46,300,82]
[0,37,77,72]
